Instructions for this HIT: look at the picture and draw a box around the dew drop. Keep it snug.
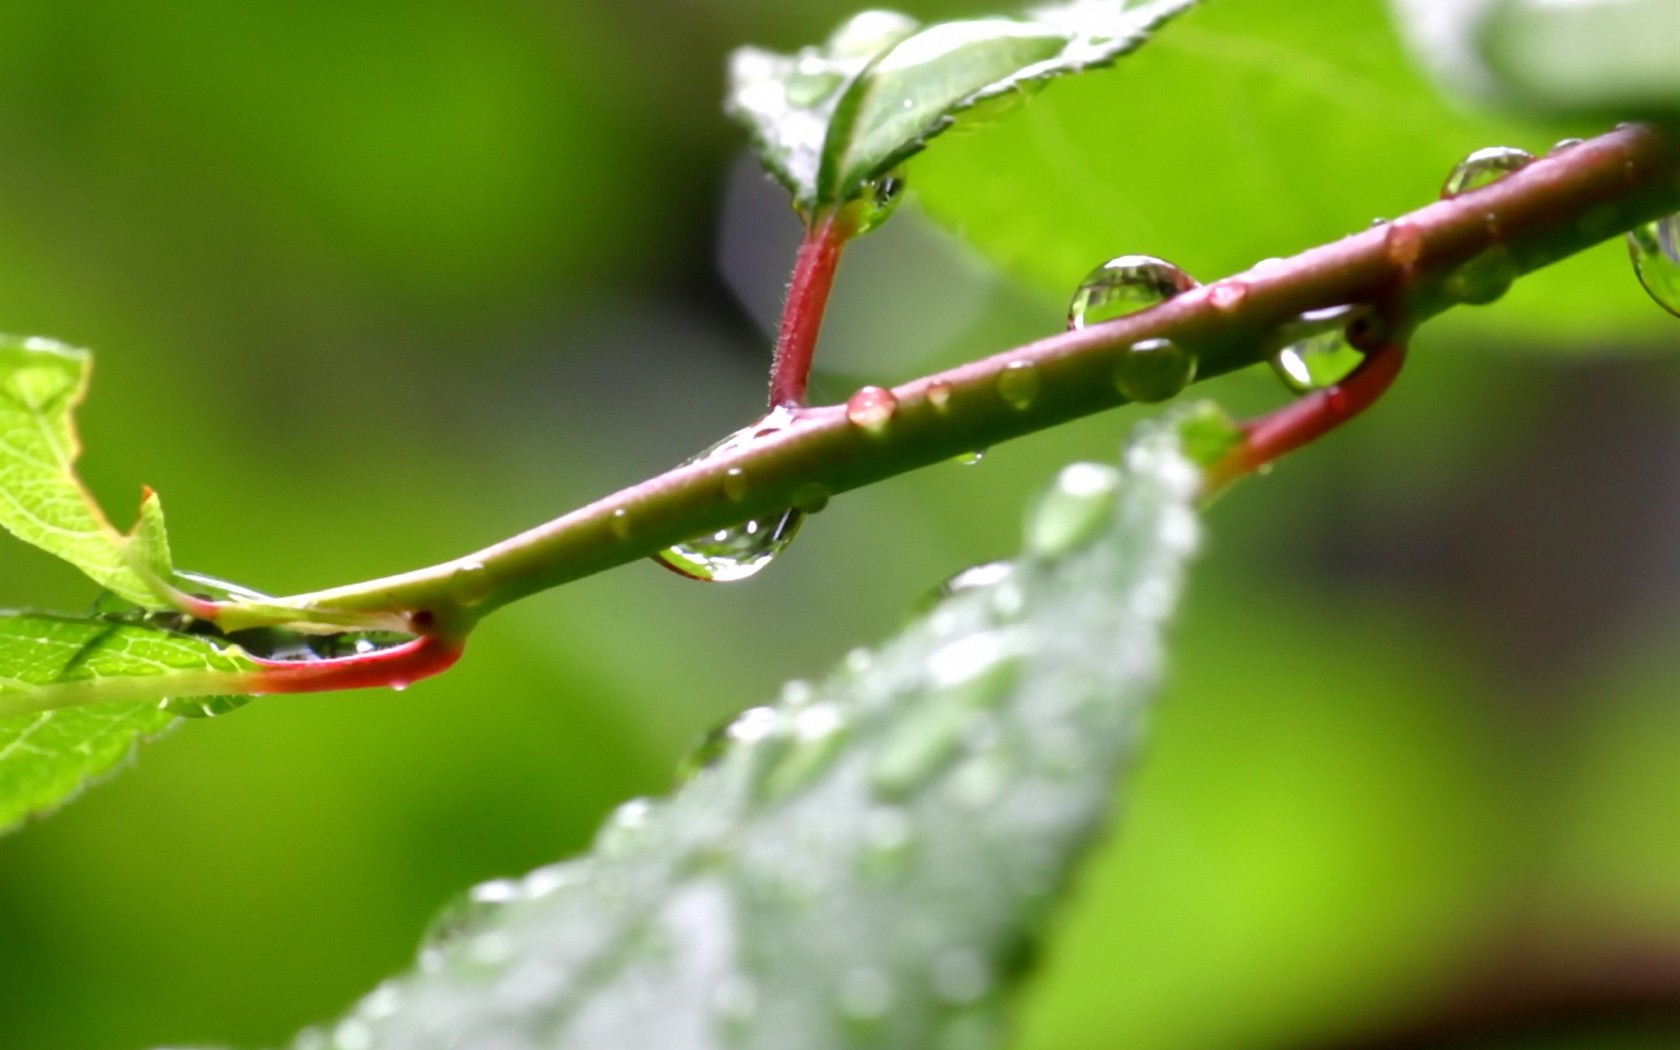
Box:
[871,632,1022,798]
[850,167,906,237]
[678,705,781,781]
[1441,145,1534,198]
[609,508,632,540]
[953,449,986,466]
[162,694,254,719]
[1206,279,1247,312]
[791,482,830,514]
[756,703,850,802]
[996,360,1040,410]
[1443,244,1518,305]
[1384,220,1424,269]
[653,406,803,582]
[1548,137,1584,155]
[925,380,954,412]
[846,385,898,432]
[449,561,491,608]
[1113,337,1195,404]
[1027,462,1121,557]
[1066,254,1197,329]
[1627,213,1680,318]
[722,467,749,503]
[1269,307,1366,394]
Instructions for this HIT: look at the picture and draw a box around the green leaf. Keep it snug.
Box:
[279,409,1206,1050]
[0,336,174,607]
[0,612,262,831]
[728,0,1199,213]
[911,0,1672,346]
[1479,0,1680,117]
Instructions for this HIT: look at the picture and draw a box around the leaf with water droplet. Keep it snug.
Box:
[277,407,1212,1050]
[727,1,1200,214]
[0,612,265,831]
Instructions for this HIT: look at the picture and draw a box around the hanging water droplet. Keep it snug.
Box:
[925,380,954,412]
[1066,254,1197,330]
[162,694,254,719]
[1627,213,1680,318]
[1027,463,1121,557]
[1269,307,1366,394]
[449,561,491,608]
[791,482,830,514]
[1441,146,1534,198]
[1113,337,1195,404]
[846,385,898,432]
[849,167,906,236]
[996,360,1040,410]
[952,449,985,466]
[1443,245,1518,306]
[653,406,803,582]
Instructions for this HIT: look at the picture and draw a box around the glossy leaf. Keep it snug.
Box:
[0,612,262,831]
[728,0,1199,213]
[281,409,1208,1050]
[0,336,173,607]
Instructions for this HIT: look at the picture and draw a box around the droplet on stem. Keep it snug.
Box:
[1113,337,1195,403]
[1269,306,1366,394]
[1627,213,1680,317]
[846,385,898,432]
[1067,254,1197,329]
[996,360,1040,410]
[652,406,804,583]
[1441,145,1534,198]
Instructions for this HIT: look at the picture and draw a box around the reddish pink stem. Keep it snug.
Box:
[1207,338,1408,493]
[769,212,851,408]
[249,635,463,695]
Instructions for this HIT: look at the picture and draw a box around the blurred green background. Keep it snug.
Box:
[0,1,1674,1048]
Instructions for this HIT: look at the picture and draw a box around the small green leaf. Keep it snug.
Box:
[0,336,173,607]
[0,612,263,831]
[728,0,1199,213]
[279,409,1208,1050]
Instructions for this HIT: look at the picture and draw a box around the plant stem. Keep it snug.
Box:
[769,211,851,407]
[232,122,1680,637]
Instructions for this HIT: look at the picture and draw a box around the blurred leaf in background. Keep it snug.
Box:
[0,1,1674,1049]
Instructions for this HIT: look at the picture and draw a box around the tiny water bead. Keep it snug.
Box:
[1444,244,1518,306]
[844,167,907,237]
[162,694,253,719]
[1112,337,1194,403]
[925,379,954,412]
[1441,145,1534,198]
[449,561,491,608]
[1627,213,1680,317]
[952,449,986,466]
[1384,220,1424,269]
[653,406,803,583]
[846,384,898,432]
[996,360,1040,410]
[1066,254,1198,330]
[1269,307,1366,394]
[1206,279,1247,312]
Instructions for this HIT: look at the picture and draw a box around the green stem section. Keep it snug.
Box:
[235,122,1680,639]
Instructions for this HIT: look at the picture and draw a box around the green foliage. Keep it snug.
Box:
[727,0,1198,213]
[0,613,260,829]
[281,413,1206,1050]
[0,336,174,607]
[1480,0,1680,117]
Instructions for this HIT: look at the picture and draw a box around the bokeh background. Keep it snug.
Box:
[0,1,1674,1048]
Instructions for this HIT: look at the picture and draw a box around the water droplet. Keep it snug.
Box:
[653,406,803,582]
[953,449,985,466]
[1027,463,1121,557]
[722,467,749,502]
[449,561,491,608]
[595,797,658,859]
[936,562,1013,599]
[849,167,906,236]
[846,385,898,432]
[1206,279,1247,312]
[1113,337,1195,403]
[389,681,409,693]
[837,966,894,1021]
[1066,254,1197,329]
[1627,213,1680,317]
[791,482,830,514]
[1443,244,1517,305]
[828,9,919,57]
[678,706,781,780]
[925,380,954,412]
[932,948,992,1004]
[1441,145,1534,198]
[996,360,1040,410]
[1548,137,1584,155]
[871,631,1023,798]
[609,508,632,539]
[945,744,1014,810]
[1269,307,1366,393]
[162,694,254,719]
[1384,220,1424,269]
